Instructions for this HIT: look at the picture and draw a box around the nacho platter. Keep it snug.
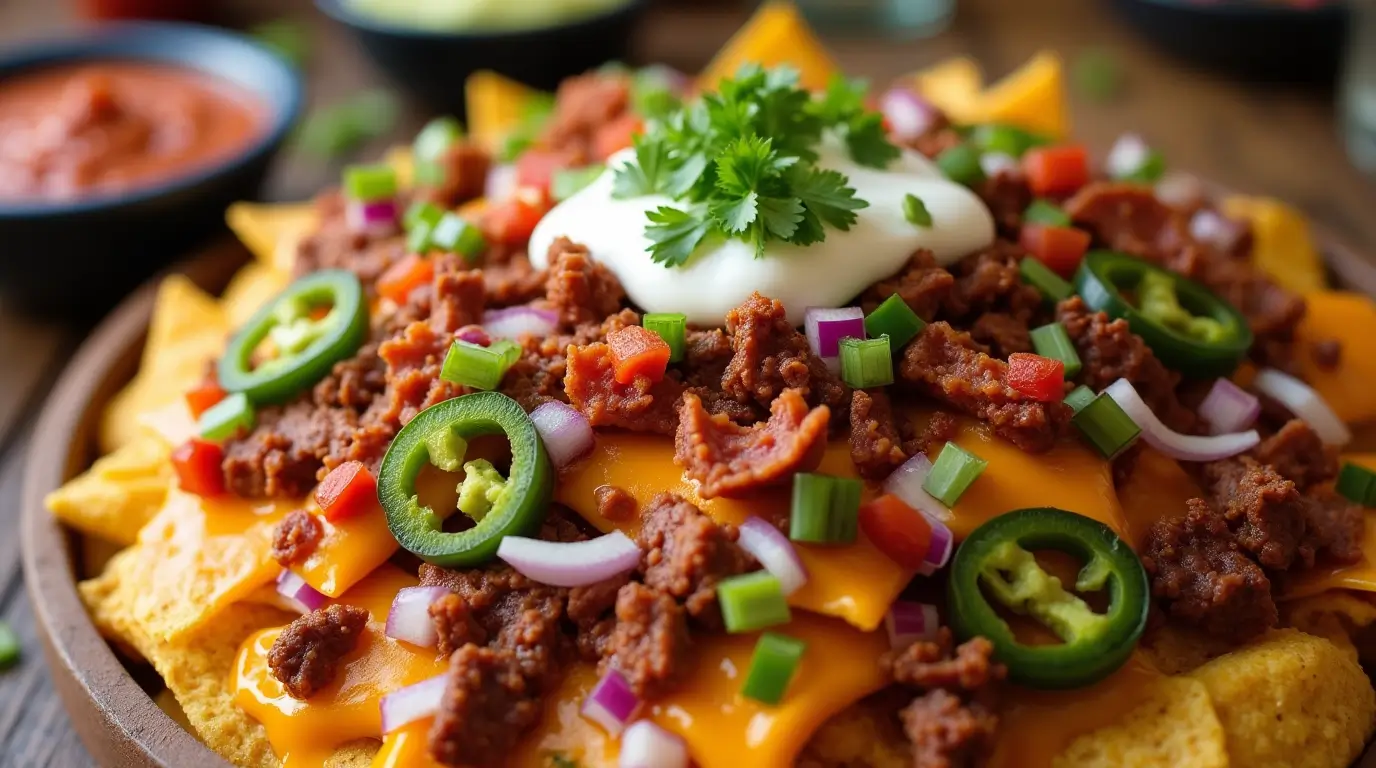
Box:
[22,3,1376,767]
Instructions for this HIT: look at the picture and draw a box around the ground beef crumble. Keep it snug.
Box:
[601,582,690,699]
[267,604,369,700]
[860,249,955,322]
[675,389,830,498]
[429,644,545,768]
[850,389,909,480]
[902,689,1001,768]
[594,484,639,522]
[543,236,626,327]
[1251,419,1338,491]
[883,628,1005,768]
[722,292,849,414]
[638,493,754,622]
[1202,458,1306,570]
[271,509,323,566]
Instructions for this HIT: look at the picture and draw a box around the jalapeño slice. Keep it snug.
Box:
[218,269,368,404]
[379,392,553,567]
[947,507,1149,689]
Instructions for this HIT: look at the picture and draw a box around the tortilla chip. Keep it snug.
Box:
[799,696,909,768]
[1053,676,1227,768]
[326,740,381,767]
[45,434,170,545]
[226,201,316,272]
[221,261,292,329]
[1189,629,1376,768]
[1137,622,1237,676]
[101,276,230,453]
[1220,195,1327,294]
[1283,591,1376,664]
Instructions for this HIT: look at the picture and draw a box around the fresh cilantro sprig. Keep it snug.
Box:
[611,65,897,267]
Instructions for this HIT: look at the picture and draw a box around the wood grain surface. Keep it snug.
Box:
[3,0,1376,765]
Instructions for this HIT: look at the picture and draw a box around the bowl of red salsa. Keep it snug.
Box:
[0,22,303,315]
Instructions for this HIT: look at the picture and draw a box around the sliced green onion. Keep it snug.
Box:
[1337,463,1376,507]
[407,219,435,254]
[1029,322,1083,378]
[343,163,397,202]
[1019,257,1074,303]
[440,340,518,391]
[864,295,926,350]
[1065,385,1098,414]
[903,193,933,227]
[971,123,1044,158]
[839,336,894,388]
[1024,198,1072,227]
[430,213,487,262]
[718,572,792,633]
[0,621,17,669]
[741,632,806,705]
[404,200,444,232]
[415,117,463,162]
[643,313,687,363]
[551,165,606,202]
[1072,393,1142,459]
[921,442,988,507]
[198,392,256,441]
[789,473,861,544]
[935,144,985,187]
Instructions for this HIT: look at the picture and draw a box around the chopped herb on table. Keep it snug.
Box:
[0,621,18,669]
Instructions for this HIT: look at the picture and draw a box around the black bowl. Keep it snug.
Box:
[317,0,648,117]
[0,22,303,317]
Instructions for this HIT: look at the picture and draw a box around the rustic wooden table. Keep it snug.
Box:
[2,0,1374,765]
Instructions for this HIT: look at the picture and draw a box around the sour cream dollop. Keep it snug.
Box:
[530,141,995,326]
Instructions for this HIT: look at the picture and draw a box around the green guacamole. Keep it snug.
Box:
[343,0,634,32]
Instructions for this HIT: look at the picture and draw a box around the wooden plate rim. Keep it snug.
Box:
[18,229,1376,768]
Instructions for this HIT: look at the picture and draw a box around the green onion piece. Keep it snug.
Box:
[415,117,464,162]
[198,392,256,441]
[789,473,861,544]
[551,165,606,202]
[1117,149,1166,184]
[643,313,687,363]
[1065,385,1098,414]
[440,340,517,391]
[921,442,988,507]
[1029,322,1083,378]
[0,621,17,669]
[404,200,444,232]
[1072,393,1142,459]
[864,295,926,350]
[431,213,488,262]
[935,144,985,187]
[407,219,436,254]
[1024,198,1072,227]
[1019,257,1074,303]
[971,123,1043,158]
[1337,463,1376,507]
[839,336,894,388]
[718,572,792,633]
[903,193,933,227]
[343,164,398,202]
[741,632,807,705]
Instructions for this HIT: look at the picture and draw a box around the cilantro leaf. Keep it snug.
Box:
[812,74,899,169]
[759,195,804,241]
[710,190,759,235]
[787,165,868,231]
[612,135,674,198]
[646,206,712,266]
[844,112,901,168]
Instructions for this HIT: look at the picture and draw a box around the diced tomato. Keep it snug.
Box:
[607,325,671,384]
[858,494,933,571]
[171,438,225,497]
[481,195,548,247]
[1020,223,1090,277]
[184,378,227,419]
[377,253,435,305]
[515,149,575,197]
[315,460,378,522]
[1007,352,1066,402]
[592,113,644,161]
[1023,145,1090,197]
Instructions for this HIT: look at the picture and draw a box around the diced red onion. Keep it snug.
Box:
[1188,209,1246,254]
[455,326,491,347]
[1253,368,1352,446]
[530,400,595,469]
[485,164,518,202]
[737,516,807,596]
[619,720,689,768]
[883,453,952,522]
[805,307,865,364]
[345,198,399,236]
[979,151,1019,178]
[275,569,328,614]
[917,514,954,577]
[581,669,638,736]
[1198,378,1260,435]
[385,586,449,648]
[482,306,559,340]
[885,601,939,649]
[1105,378,1258,460]
[1154,172,1207,210]
[879,87,940,141]
[380,674,447,734]
[497,531,641,587]
[1105,133,1150,180]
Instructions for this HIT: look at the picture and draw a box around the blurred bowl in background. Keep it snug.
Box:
[0,22,302,316]
[1108,0,1347,83]
[316,0,649,118]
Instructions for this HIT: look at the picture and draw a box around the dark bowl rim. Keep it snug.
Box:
[1118,0,1347,20]
[0,21,304,220]
[314,0,650,42]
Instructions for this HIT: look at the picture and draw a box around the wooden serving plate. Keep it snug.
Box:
[19,230,1376,768]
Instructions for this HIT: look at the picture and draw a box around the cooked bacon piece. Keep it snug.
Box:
[564,341,685,435]
[675,389,829,498]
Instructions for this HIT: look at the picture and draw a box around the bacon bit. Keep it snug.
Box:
[1006,353,1066,402]
[314,460,378,522]
[172,438,225,497]
[377,253,435,305]
[607,325,672,384]
[674,388,829,499]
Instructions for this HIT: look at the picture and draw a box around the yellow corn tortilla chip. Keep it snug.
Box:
[221,260,292,329]
[698,0,839,93]
[799,696,909,768]
[326,740,381,767]
[226,201,316,273]
[100,275,230,453]
[1189,629,1376,768]
[45,434,170,546]
[1137,623,1237,676]
[1283,591,1376,664]
[1221,195,1327,294]
[1053,676,1227,768]
[911,52,1068,138]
